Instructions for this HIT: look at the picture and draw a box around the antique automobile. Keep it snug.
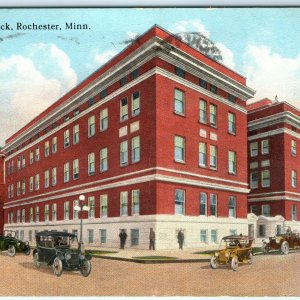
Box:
[261,227,300,255]
[210,235,254,271]
[0,230,31,257]
[32,230,92,277]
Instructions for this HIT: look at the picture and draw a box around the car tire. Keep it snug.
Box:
[231,256,238,271]
[7,245,16,257]
[248,252,254,264]
[53,257,63,277]
[33,252,41,268]
[210,256,218,269]
[80,259,91,277]
[261,243,269,254]
[281,241,289,255]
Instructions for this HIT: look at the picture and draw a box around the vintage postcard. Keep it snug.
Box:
[0,7,299,297]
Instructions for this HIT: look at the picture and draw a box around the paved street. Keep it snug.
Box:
[1,250,300,296]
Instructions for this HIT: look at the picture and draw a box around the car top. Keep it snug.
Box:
[222,235,252,241]
[35,230,76,238]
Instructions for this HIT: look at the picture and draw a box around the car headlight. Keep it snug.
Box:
[25,241,29,246]
[17,242,20,246]
[65,252,71,261]
[225,253,229,258]
[214,252,219,257]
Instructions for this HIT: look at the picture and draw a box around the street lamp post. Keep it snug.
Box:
[74,194,90,252]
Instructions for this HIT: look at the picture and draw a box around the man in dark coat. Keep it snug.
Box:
[177,229,184,250]
[119,229,127,249]
[149,228,155,250]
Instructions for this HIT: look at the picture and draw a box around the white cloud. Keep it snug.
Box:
[126,31,138,39]
[215,42,235,69]
[243,45,300,107]
[94,49,117,66]
[0,44,77,147]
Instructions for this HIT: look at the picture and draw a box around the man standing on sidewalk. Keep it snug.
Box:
[119,229,127,249]
[149,228,155,250]
[177,229,184,250]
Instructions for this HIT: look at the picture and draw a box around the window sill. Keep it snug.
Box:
[199,164,207,168]
[120,163,129,167]
[210,166,217,171]
[174,160,186,164]
[174,111,186,118]
[228,131,236,136]
[228,172,236,176]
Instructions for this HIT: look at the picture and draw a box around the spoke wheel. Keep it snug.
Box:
[281,241,289,255]
[53,257,63,277]
[262,243,269,254]
[34,252,41,268]
[231,256,238,271]
[80,259,91,277]
[210,256,218,269]
[7,245,16,257]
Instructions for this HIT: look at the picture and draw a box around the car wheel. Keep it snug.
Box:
[25,247,31,256]
[231,256,238,271]
[34,252,41,268]
[281,241,289,255]
[261,243,269,254]
[7,245,16,257]
[248,252,254,264]
[52,257,63,277]
[210,256,218,269]
[80,259,91,277]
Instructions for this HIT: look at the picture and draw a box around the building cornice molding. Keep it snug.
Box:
[248,195,300,203]
[248,127,300,141]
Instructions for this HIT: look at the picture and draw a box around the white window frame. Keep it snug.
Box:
[64,162,70,182]
[44,170,50,188]
[88,115,96,137]
[132,190,140,215]
[132,91,140,116]
[100,195,108,218]
[64,130,70,148]
[210,145,217,169]
[52,136,57,153]
[100,147,108,172]
[73,124,80,144]
[73,159,79,180]
[100,108,108,131]
[120,191,128,216]
[174,136,185,163]
[175,189,185,215]
[44,141,50,157]
[120,141,128,166]
[88,153,95,175]
[250,142,258,157]
[52,167,57,186]
[199,99,207,124]
[262,169,270,187]
[199,142,207,167]
[174,88,185,115]
[250,171,258,189]
[132,136,140,163]
[292,170,297,188]
[120,97,128,121]
[261,139,269,155]
[200,192,207,216]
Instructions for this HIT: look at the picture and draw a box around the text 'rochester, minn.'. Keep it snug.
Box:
[0,22,91,31]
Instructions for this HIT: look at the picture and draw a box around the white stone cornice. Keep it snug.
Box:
[248,127,300,141]
[248,195,300,203]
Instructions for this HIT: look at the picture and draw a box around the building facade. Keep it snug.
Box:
[248,99,300,241]
[2,25,255,249]
[0,151,4,231]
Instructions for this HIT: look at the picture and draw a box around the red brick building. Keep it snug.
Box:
[2,25,255,249]
[248,98,300,239]
[0,151,4,232]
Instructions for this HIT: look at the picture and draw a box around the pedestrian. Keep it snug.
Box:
[177,229,184,250]
[149,228,155,250]
[119,229,127,249]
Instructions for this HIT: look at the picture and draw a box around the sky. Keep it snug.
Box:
[1,8,300,146]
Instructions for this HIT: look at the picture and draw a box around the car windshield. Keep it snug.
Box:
[69,236,79,250]
[221,238,250,248]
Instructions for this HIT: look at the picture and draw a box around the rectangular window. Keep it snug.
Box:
[120,191,128,216]
[228,94,236,103]
[130,69,139,80]
[262,170,270,187]
[250,171,258,189]
[132,136,140,163]
[228,112,236,134]
[175,189,185,215]
[52,167,57,186]
[35,206,39,222]
[64,201,69,220]
[200,192,207,216]
[250,142,258,157]
[21,179,25,194]
[74,108,80,116]
[175,66,185,78]
[88,153,95,175]
[20,230,24,241]
[199,79,207,89]
[17,156,21,170]
[100,108,108,131]
[88,115,96,137]
[228,196,236,217]
[100,195,108,217]
[120,141,128,165]
[45,205,49,222]
[120,76,127,87]
[199,142,207,167]
[29,208,33,222]
[100,229,107,244]
[228,151,237,174]
[100,89,107,99]
[88,197,95,218]
[291,140,297,156]
[132,190,140,215]
[131,229,139,246]
[292,170,297,188]
[211,230,218,243]
[100,148,108,172]
[44,141,50,157]
[52,203,57,221]
[292,204,297,221]
[35,146,40,161]
[261,140,269,154]
[132,91,140,116]
[73,200,79,220]
[174,89,185,115]
[21,154,26,168]
[88,229,94,244]
[230,229,237,236]
[174,136,185,163]
[209,104,217,127]
[258,225,266,237]
[64,162,70,182]
[29,230,32,242]
[120,98,128,121]
[73,124,79,144]
[17,209,20,223]
[210,84,217,94]
[17,181,21,196]
[210,194,217,216]
[250,205,258,215]
[30,151,34,164]
[88,98,94,107]
[200,230,207,243]
[52,136,57,153]
[64,130,70,148]
[73,159,79,180]
[35,174,40,190]
[262,204,270,217]
[44,170,50,188]
[210,145,217,169]
[199,99,207,123]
